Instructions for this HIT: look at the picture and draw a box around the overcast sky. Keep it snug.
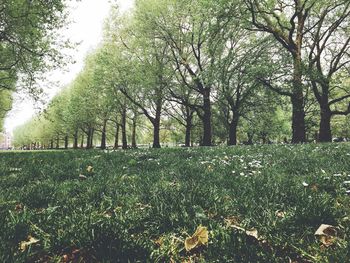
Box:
[4,0,134,134]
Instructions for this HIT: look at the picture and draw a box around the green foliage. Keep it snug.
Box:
[12,0,350,147]
[0,0,70,129]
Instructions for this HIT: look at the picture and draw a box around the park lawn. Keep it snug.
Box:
[0,144,349,262]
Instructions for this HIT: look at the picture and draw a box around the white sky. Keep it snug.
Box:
[4,0,134,134]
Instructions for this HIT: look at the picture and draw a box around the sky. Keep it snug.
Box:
[4,0,134,134]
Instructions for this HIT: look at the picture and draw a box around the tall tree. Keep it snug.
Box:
[306,1,350,142]
[245,0,317,143]
[0,0,70,127]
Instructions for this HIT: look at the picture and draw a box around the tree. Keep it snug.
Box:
[245,0,317,143]
[136,0,223,146]
[105,10,170,149]
[0,0,70,127]
[307,1,350,142]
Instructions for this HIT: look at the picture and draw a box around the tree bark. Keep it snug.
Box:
[152,105,162,148]
[247,132,254,145]
[319,105,332,142]
[131,114,137,148]
[121,109,128,150]
[86,128,94,149]
[101,119,107,150]
[90,129,94,149]
[153,119,161,148]
[228,116,239,146]
[64,135,68,149]
[185,111,193,147]
[73,131,78,149]
[80,134,84,148]
[50,139,54,149]
[114,125,119,149]
[202,89,212,146]
[86,129,91,149]
[291,53,306,143]
[56,137,60,149]
[291,93,306,144]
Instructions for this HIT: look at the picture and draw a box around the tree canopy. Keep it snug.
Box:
[0,0,70,129]
[13,0,350,149]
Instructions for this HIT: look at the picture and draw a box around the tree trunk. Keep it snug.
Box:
[64,135,68,149]
[86,130,91,149]
[90,129,94,149]
[202,89,212,146]
[101,119,107,150]
[56,137,60,149]
[247,132,254,145]
[291,45,306,143]
[319,105,332,142]
[80,134,84,148]
[185,119,192,148]
[228,116,239,146]
[121,109,128,150]
[153,119,161,148]
[131,115,137,148]
[73,131,78,149]
[261,132,268,144]
[50,139,54,149]
[114,125,119,149]
[86,128,94,149]
[291,93,306,144]
[184,108,193,147]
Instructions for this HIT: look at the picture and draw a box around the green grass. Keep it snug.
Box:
[0,144,349,262]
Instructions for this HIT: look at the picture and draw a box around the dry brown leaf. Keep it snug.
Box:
[184,225,209,252]
[245,228,259,239]
[229,225,260,240]
[315,224,338,247]
[62,254,69,262]
[311,184,319,192]
[207,165,213,172]
[185,235,199,252]
[19,236,40,251]
[224,216,240,226]
[15,203,23,212]
[154,236,164,247]
[275,210,286,218]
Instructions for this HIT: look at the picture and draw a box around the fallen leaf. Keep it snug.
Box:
[315,224,338,247]
[154,236,164,247]
[79,174,87,180]
[229,224,260,240]
[302,182,309,187]
[224,216,240,226]
[184,225,209,252]
[310,184,318,192]
[275,210,286,218]
[19,236,40,251]
[62,254,69,262]
[86,166,93,173]
[245,228,259,239]
[15,203,23,212]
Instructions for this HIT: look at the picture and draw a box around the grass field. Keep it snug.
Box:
[0,144,349,262]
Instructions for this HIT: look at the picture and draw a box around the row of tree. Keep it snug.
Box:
[0,0,70,130]
[13,0,350,149]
